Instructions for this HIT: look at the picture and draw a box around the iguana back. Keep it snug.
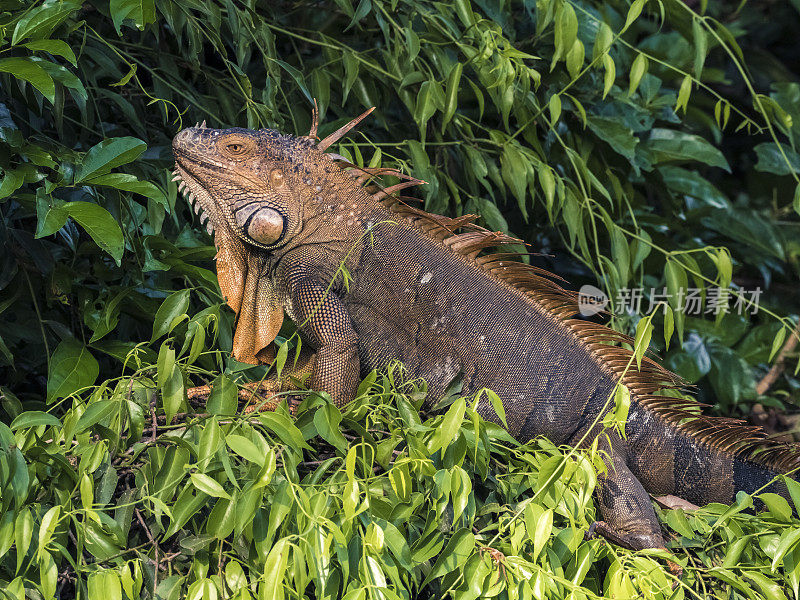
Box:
[172,113,800,553]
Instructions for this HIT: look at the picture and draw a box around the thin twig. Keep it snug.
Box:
[22,268,50,368]
[756,321,800,395]
[135,508,160,593]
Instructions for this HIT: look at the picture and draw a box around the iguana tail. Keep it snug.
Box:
[590,401,798,551]
[625,402,798,508]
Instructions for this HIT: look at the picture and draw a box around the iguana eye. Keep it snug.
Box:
[221,138,253,158]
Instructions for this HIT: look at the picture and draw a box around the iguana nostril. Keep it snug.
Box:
[173,128,193,147]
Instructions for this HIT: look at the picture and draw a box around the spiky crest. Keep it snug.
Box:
[312,106,800,474]
[317,107,376,151]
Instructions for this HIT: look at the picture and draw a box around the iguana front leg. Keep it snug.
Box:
[284,268,360,408]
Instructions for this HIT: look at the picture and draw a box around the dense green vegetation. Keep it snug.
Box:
[0,0,799,598]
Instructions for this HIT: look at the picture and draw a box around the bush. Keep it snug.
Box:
[0,0,798,598]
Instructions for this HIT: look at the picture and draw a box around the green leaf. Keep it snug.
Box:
[692,18,707,79]
[422,528,474,585]
[754,142,800,176]
[565,39,584,80]
[442,63,462,130]
[665,260,688,314]
[261,538,290,600]
[660,166,729,208]
[633,317,654,370]
[405,28,420,62]
[539,165,556,212]
[622,0,646,31]
[786,544,800,600]
[258,412,310,450]
[608,224,630,285]
[701,209,785,259]
[164,489,209,538]
[152,290,191,341]
[587,116,638,160]
[207,374,238,416]
[21,39,77,65]
[553,2,578,66]
[414,80,443,138]
[11,0,81,44]
[431,396,466,454]
[37,506,60,559]
[198,417,222,468]
[39,552,57,600]
[47,339,99,402]
[744,570,788,600]
[190,473,231,500]
[663,305,675,351]
[64,202,125,264]
[759,492,792,522]
[274,340,289,378]
[592,22,614,61]
[794,183,800,216]
[109,0,157,33]
[226,434,266,466]
[88,572,123,600]
[500,145,529,216]
[75,137,147,183]
[15,509,32,573]
[342,51,359,104]
[548,94,561,126]
[207,493,237,540]
[611,384,631,434]
[313,403,349,453]
[0,58,55,103]
[707,344,756,406]
[75,400,118,433]
[161,361,184,425]
[10,411,62,430]
[646,129,730,171]
[628,53,648,97]
[772,528,800,572]
[665,333,710,383]
[0,512,14,560]
[534,508,554,559]
[389,465,411,503]
[676,75,692,113]
[769,327,787,362]
[87,173,167,204]
[484,388,507,429]
[602,54,615,99]
[0,169,26,201]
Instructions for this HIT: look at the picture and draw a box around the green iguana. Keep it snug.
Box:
[171,109,799,554]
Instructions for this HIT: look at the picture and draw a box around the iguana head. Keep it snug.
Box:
[173,124,327,247]
[171,123,320,364]
[171,110,419,365]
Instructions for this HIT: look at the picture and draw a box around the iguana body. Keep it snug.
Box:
[172,112,799,552]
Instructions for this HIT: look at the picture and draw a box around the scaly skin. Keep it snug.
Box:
[171,116,799,553]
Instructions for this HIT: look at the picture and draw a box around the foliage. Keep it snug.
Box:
[4,369,800,599]
[0,0,799,598]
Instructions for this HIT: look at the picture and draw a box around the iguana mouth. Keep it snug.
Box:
[171,120,228,237]
[172,164,215,236]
